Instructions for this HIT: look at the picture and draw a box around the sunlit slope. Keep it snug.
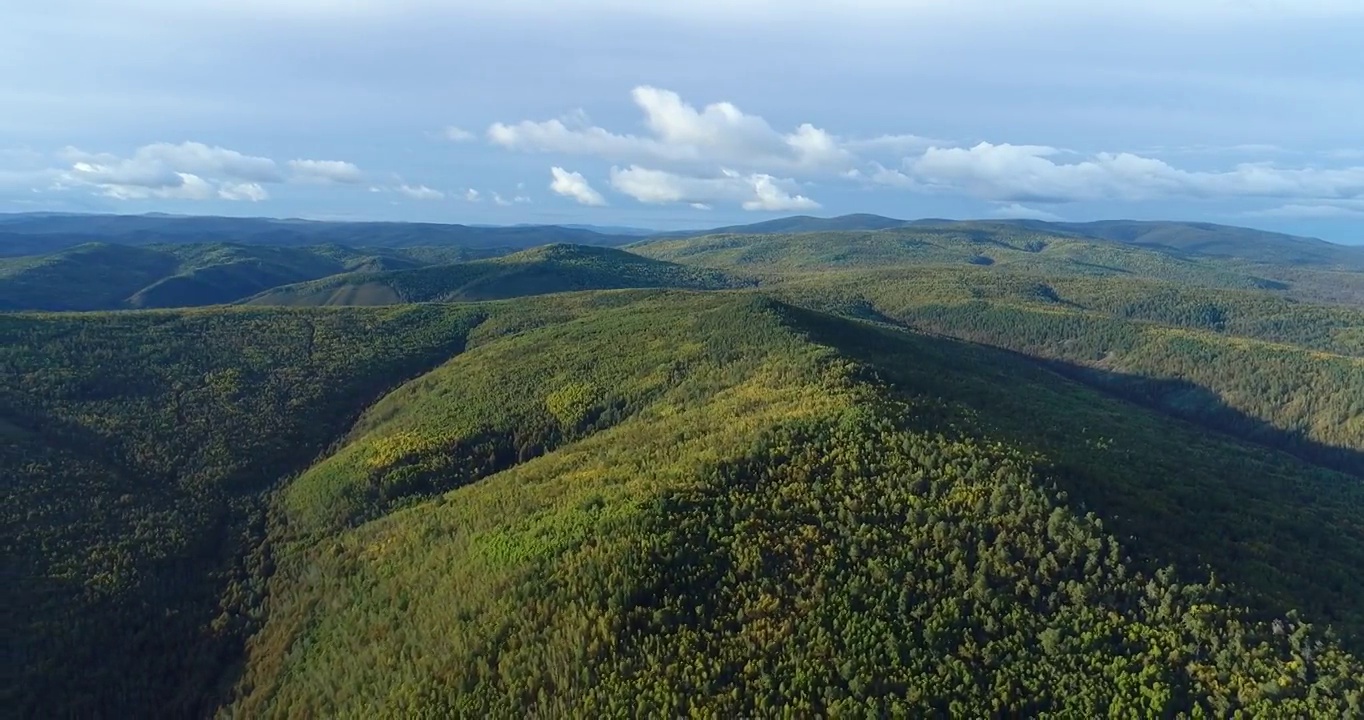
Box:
[630,226,1362,306]
[229,295,1364,718]
[631,227,1281,289]
[244,244,749,306]
[770,269,1364,466]
[632,231,1364,466]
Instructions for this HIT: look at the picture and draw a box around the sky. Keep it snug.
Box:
[2,1,1362,242]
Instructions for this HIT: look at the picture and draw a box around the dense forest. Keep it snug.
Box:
[243,244,750,307]
[5,213,1364,717]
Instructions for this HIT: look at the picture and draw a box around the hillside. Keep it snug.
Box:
[0,242,476,311]
[644,214,1364,273]
[7,291,1364,717]
[0,213,636,256]
[630,226,1312,296]
[239,294,1363,716]
[654,213,911,237]
[244,244,750,307]
[999,219,1364,271]
[3,304,501,717]
[632,229,1364,471]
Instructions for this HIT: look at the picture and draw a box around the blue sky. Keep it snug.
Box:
[3,1,1362,242]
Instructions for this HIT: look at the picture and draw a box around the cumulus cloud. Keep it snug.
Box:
[464,188,482,202]
[92,172,215,201]
[288,159,363,184]
[218,182,269,201]
[549,166,606,206]
[47,141,363,202]
[845,134,945,155]
[61,142,282,185]
[609,165,819,211]
[491,86,854,174]
[482,86,1364,213]
[444,126,476,142]
[909,142,1364,204]
[398,184,444,200]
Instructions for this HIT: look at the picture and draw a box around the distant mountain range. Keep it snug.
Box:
[3,211,1360,269]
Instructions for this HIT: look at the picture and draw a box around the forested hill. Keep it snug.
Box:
[242,244,750,306]
[5,212,1359,272]
[630,229,1364,475]
[6,210,1364,717]
[7,291,1364,717]
[0,213,635,256]
[651,214,1364,270]
[994,219,1364,271]
[0,242,481,311]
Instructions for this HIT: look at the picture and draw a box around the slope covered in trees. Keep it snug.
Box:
[244,244,749,307]
[0,212,637,256]
[631,232,1364,470]
[0,242,478,311]
[3,304,497,717]
[225,293,1364,718]
[7,218,1364,717]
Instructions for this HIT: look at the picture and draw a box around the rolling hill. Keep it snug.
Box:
[631,229,1364,474]
[653,213,913,237]
[7,291,1364,717]
[630,225,1300,294]
[243,244,751,307]
[0,242,475,311]
[7,210,1364,718]
[997,219,1364,271]
[647,213,1364,272]
[0,212,637,257]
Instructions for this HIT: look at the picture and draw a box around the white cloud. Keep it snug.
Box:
[549,166,606,206]
[465,188,482,202]
[288,159,363,184]
[44,141,363,201]
[491,86,854,174]
[398,184,444,200]
[609,165,819,211]
[989,202,1062,221]
[845,134,945,155]
[62,142,282,184]
[909,142,1364,203]
[483,87,1364,213]
[218,182,269,201]
[94,172,215,200]
[444,126,476,142]
[866,162,921,189]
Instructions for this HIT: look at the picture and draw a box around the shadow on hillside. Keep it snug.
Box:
[1038,357,1364,479]
[785,306,1364,650]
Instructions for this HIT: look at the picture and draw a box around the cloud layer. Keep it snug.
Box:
[484,86,1364,214]
[47,142,364,202]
